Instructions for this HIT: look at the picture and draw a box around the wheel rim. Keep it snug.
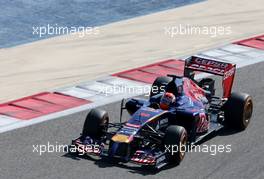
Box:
[179,132,187,160]
[243,98,253,126]
[100,116,109,133]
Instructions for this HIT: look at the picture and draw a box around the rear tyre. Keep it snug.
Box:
[150,76,171,97]
[163,126,187,165]
[82,109,109,138]
[224,92,253,130]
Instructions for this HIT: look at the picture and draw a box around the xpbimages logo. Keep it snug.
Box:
[32,142,100,156]
[165,143,232,156]
[97,84,166,96]
[164,24,232,38]
[32,24,100,38]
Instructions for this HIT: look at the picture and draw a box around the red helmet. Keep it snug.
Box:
[160,92,176,110]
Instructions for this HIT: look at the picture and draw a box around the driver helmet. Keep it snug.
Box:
[160,92,176,110]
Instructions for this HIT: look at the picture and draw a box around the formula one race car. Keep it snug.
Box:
[71,55,253,169]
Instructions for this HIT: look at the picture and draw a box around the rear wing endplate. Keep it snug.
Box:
[184,56,236,98]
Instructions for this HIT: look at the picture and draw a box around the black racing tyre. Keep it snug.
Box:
[125,99,140,115]
[163,125,188,165]
[150,76,171,97]
[224,92,253,130]
[82,109,109,138]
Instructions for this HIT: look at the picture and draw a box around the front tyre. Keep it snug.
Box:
[163,126,187,165]
[82,109,109,138]
[224,92,253,130]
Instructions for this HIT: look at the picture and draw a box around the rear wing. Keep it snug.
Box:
[184,55,236,98]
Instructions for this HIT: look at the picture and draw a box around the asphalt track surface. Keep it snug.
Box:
[0,61,264,179]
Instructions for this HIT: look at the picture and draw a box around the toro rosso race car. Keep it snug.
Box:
[71,55,253,169]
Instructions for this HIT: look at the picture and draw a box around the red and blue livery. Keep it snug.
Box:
[71,55,253,169]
